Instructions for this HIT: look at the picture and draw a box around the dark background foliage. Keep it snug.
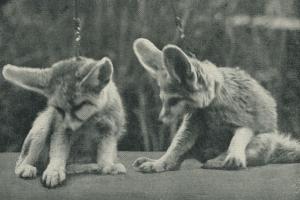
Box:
[0,0,299,152]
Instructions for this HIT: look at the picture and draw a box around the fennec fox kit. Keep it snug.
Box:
[133,38,300,172]
[2,57,126,188]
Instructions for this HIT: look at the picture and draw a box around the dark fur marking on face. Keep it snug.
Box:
[167,97,183,107]
[54,106,65,118]
[162,81,195,98]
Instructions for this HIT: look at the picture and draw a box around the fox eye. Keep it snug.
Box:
[167,98,181,106]
[54,106,65,118]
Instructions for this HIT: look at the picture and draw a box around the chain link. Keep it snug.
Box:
[73,0,81,60]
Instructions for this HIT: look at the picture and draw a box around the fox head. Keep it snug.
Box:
[133,38,223,124]
[2,57,113,131]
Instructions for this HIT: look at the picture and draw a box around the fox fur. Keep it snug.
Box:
[132,38,300,172]
[2,57,126,188]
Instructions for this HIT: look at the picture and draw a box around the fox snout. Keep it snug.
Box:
[159,103,188,124]
[158,111,166,122]
[63,114,82,132]
[158,108,172,124]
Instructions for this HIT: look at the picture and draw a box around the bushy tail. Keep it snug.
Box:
[246,132,300,166]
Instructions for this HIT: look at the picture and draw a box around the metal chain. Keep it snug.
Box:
[170,0,185,40]
[73,0,81,60]
[169,1,196,58]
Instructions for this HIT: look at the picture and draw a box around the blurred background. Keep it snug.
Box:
[0,0,299,152]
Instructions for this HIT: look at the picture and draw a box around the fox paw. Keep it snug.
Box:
[42,167,66,188]
[101,163,127,175]
[132,157,177,173]
[223,152,247,170]
[202,159,224,169]
[15,164,37,179]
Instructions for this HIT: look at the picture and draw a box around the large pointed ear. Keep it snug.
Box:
[80,57,113,91]
[133,38,163,78]
[2,64,52,96]
[163,45,198,90]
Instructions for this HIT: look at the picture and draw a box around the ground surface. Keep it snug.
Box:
[0,152,299,200]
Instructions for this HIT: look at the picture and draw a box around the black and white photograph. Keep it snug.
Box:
[0,0,299,199]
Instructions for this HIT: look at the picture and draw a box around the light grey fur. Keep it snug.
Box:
[133,38,300,172]
[2,57,126,188]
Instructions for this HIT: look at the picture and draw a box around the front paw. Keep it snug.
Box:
[101,163,127,175]
[223,152,247,170]
[42,166,66,188]
[132,157,177,173]
[15,164,37,179]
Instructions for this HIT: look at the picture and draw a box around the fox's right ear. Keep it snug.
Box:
[79,57,113,92]
[2,64,52,96]
[133,38,163,78]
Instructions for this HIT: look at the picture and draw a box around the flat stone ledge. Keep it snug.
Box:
[0,152,299,200]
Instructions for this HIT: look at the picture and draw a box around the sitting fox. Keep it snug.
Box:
[133,38,300,172]
[2,57,126,188]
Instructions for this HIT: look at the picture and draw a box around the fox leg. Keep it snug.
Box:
[42,124,70,188]
[222,127,254,169]
[202,128,261,169]
[203,127,254,170]
[15,107,54,179]
[97,136,126,175]
[133,115,198,173]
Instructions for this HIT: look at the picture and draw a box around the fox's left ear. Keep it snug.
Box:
[163,45,198,90]
[2,64,52,96]
[80,57,113,91]
[133,38,163,78]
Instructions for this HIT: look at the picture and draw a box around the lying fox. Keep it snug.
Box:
[133,38,300,172]
[2,57,126,188]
